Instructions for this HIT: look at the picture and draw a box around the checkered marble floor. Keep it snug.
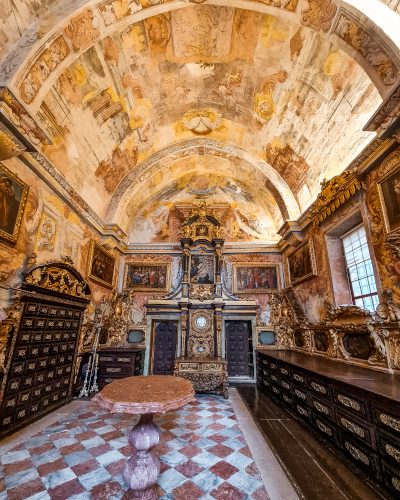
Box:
[0,395,270,500]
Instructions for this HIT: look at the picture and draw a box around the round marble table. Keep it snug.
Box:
[92,375,196,500]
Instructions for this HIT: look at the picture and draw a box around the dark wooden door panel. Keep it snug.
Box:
[227,322,249,377]
[153,322,177,375]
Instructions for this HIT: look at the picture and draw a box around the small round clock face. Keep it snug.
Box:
[196,316,207,328]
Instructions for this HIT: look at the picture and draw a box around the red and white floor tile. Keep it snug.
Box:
[0,395,270,500]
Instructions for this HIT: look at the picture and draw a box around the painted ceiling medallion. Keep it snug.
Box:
[182,109,222,135]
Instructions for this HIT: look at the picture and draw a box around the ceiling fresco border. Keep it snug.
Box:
[1,0,400,105]
[103,138,301,228]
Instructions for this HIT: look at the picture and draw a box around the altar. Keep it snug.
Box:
[142,201,258,397]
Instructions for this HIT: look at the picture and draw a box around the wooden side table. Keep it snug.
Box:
[92,375,195,500]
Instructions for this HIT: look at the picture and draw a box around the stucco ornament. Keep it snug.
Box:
[182,109,222,134]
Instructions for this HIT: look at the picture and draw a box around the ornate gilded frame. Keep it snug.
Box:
[189,250,215,284]
[287,238,318,286]
[232,263,281,294]
[123,261,171,292]
[87,240,116,289]
[0,161,29,245]
[377,157,400,236]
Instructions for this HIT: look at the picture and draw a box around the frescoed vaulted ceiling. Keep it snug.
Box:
[3,0,400,244]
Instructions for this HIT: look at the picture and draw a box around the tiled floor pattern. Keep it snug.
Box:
[0,395,270,500]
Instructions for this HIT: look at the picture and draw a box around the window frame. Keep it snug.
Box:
[341,224,379,312]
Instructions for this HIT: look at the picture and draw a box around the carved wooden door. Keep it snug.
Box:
[226,322,249,377]
[153,322,177,375]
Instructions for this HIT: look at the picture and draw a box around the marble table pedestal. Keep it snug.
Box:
[92,375,195,500]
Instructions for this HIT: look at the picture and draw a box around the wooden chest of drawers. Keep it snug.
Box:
[256,349,400,497]
[96,348,145,390]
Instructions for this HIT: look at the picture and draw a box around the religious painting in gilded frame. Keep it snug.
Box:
[0,161,29,245]
[232,263,280,294]
[377,160,400,235]
[123,262,171,292]
[287,238,317,286]
[190,253,215,285]
[87,240,116,289]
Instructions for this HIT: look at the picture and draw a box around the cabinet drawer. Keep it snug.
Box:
[260,357,269,367]
[294,402,311,421]
[116,355,133,364]
[336,409,376,450]
[99,365,133,375]
[280,379,292,392]
[279,366,290,377]
[98,355,115,363]
[334,389,368,419]
[375,407,400,437]
[269,362,279,372]
[377,429,400,467]
[261,379,271,391]
[310,395,334,421]
[312,413,339,444]
[293,387,308,403]
[382,460,400,496]
[269,373,280,384]
[270,384,281,397]
[309,378,331,400]
[292,372,307,386]
[281,391,294,407]
[340,434,380,479]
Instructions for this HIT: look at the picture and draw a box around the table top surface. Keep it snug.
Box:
[257,349,400,402]
[92,375,196,414]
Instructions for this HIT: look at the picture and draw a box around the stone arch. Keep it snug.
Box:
[104,138,300,230]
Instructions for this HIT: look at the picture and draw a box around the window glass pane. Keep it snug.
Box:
[349,267,358,282]
[352,281,361,296]
[355,298,364,307]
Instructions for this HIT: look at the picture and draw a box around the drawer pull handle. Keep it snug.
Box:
[316,419,332,436]
[386,444,400,463]
[2,417,11,425]
[380,413,400,433]
[263,380,270,387]
[100,357,113,362]
[341,417,364,438]
[283,394,291,403]
[393,477,400,492]
[311,382,326,394]
[338,394,360,412]
[272,386,279,394]
[271,364,277,370]
[281,368,288,375]
[262,360,268,365]
[297,405,308,417]
[314,401,329,415]
[293,374,304,383]
[282,381,290,390]
[295,389,307,400]
[345,442,369,465]
[271,375,278,382]
[117,357,131,362]
[263,370,267,375]
[106,367,121,373]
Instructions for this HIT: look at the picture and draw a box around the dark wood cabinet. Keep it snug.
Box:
[256,349,400,497]
[0,259,90,438]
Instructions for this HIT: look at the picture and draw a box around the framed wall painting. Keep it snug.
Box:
[123,262,171,292]
[190,253,215,285]
[87,240,116,289]
[0,161,29,245]
[232,263,281,294]
[377,162,400,235]
[287,238,317,286]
